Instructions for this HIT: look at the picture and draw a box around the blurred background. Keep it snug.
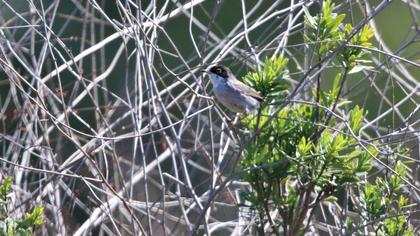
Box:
[0,0,418,235]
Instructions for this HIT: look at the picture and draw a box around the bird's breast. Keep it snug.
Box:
[212,83,260,113]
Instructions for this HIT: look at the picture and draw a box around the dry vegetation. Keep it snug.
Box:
[0,0,419,235]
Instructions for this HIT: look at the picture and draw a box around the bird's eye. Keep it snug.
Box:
[216,68,222,74]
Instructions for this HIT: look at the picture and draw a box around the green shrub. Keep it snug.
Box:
[0,177,44,236]
[239,1,414,235]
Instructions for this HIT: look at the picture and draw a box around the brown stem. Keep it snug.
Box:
[316,66,349,136]
[290,185,314,236]
[262,182,281,236]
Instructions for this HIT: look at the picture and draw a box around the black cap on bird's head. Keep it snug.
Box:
[209,65,230,79]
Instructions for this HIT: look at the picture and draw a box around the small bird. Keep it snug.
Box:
[203,65,264,115]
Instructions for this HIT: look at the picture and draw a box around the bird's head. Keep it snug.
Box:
[203,65,232,85]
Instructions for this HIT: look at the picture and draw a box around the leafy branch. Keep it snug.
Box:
[0,177,44,236]
[238,1,414,235]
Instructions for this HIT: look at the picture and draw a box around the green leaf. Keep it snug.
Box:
[348,64,368,74]
[322,196,338,203]
[242,56,289,103]
[322,0,334,17]
[303,6,317,29]
[297,137,312,158]
[360,25,374,45]
[345,217,353,231]
[397,195,407,208]
[16,207,44,229]
[0,177,12,201]
[348,105,364,134]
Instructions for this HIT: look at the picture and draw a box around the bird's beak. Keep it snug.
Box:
[201,70,208,73]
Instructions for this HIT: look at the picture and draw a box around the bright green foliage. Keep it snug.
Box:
[0,177,11,222]
[340,24,374,70]
[0,177,44,236]
[239,1,413,235]
[304,0,374,70]
[241,73,371,234]
[347,105,364,134]
[243,56,289,104]
[0,177,11,202]
[304,0,346,55]
[358,161,414,236]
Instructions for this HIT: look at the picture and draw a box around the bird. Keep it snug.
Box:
[203,65,264,115]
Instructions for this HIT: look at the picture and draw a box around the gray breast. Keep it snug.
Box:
[213,82,259,113]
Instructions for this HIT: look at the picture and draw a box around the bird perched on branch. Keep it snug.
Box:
[203,65,263,115]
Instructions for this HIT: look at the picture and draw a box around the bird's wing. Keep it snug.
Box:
[227,78,264,102]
